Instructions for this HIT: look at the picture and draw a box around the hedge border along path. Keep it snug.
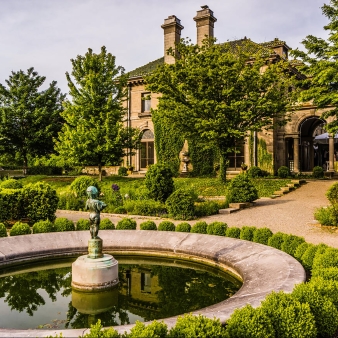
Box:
[0,231,305,337]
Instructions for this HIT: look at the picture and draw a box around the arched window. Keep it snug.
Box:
[140,129,154,169]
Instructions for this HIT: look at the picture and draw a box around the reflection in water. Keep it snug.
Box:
[0,257,241,330]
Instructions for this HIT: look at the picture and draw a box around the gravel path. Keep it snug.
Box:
[56,180,338,248]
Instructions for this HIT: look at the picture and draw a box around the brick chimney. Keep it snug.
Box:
[193,5,217,46]
[161,15,184,64]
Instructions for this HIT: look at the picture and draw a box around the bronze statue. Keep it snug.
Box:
[85,186,106,239]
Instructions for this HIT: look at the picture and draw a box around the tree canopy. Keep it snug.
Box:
[0,68,65,168]
[146,38,298,181]
[291,0,338,133]
[56,46,140,180]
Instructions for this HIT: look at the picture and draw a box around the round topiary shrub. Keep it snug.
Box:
[140,220,157,230]
[0,222,8,237]
[116,218,137,230]
[313,165,324,178]
[158,220,175,231]
[294,242,310,263]
[326,182,338,205]
[225,227,241,239]
[247,166,263,178]
[301,244,328,271]
[70,176,100,198]
[0,179,23,189]
[252,227,273,245]
[277,166,290,178]
[239,226,257,241]
[100,218,115,230]
[280,234,305,256]
[267,232,287,250]
[165,189,196,220]
[76,218,90,231]
[207,221,227,236]
[175,222,191,233]
[118,166,128,176]
[312,267,338,281]
[54,217,75,232]
[32,220,55,234]
[114,206,127,214]
[10,222,31,236]
[191,221,207,234]
[226,174,258,203]
[144,164,174,202]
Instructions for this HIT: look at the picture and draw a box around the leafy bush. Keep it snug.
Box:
[314,206,336,226]
[100,218,115,230]
[252,227,273,245]
[54,217,75,232]
[195,201,219,217]
[0,222,8,237]
[82,319,119,338]
[76,218,90,231]
[126,320,168,338]
[294,242,310,263]
[301,244,327,271]
[118,166,128,176]
[144,164,174,202]
[239,226,257,241]
[225,305,275,338]
[165,189,196,220]
[158,220,175,231]
[267,232,287,250]
[70,176,100,198]
[207,221,227,236]
[226,174,258,203]
[326,181,338,205]
[306,277,338,309]
[0,179,23,189]
[116,218,137,230]
[280,234,305,256]
[168,313,226,338]
[32,220,55,234]
[140,220,157,230]
[26,166,62,175]
[225,227,241,238]
[247,166,263,178]
[58,193,85,211]
[10,222,31,236]
[191,221,207,234]
[312,247,338,270]
[0,188,24,223]
[312,267,338,281]
[277,166,290,178]
[312,165,324,178]
[114,206,127,214]
[175,222,191,233]
[124,199,167,217]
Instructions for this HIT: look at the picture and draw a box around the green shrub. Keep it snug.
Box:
[114,206,127,214]
[225,305,275,338]
[118,166,128,176]
[140,220,157,230]
[10,222,31,236]
[124,199,167,217]
[307,277,338,309]
[326,181,338,205]
[0,222,8,237]
[312,267,338,281]
[280,234,305,256]
[260,291,317,338]
[26,166,62,175]
[314,206,336,226]
[82,319,119,338]
[22,182,59,224]
[247,166,263,178]
[70,176,100,198]
[165,189,196,220]
[158,220,175,232]
[100,218,115,230]
[144,164,174,202]
[277,166,290,178]
[225,227,241,239]
[312,247,338,270]
[191,221,207,234]
[0,179,23,189]
[267,232,287,250]
[207,221,227,236]
[0,188,24,223]
[239,226,257,241]
[76,218,90,231]
[58,193,85,211]
[252,227,273,245]
[116,218,137,230]
[312,165,324,178]
[292,282,338,337]
[126,320,168,338]
[54,217,75,232]
[195,201,219,217]
[175,222,191,233]
[32,220,55,234]
[226,174,258,203]
[168,313,226,338]
[294,242,310,263]
[301,244,327,271]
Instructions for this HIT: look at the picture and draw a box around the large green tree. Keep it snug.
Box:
[146,39,298,181]
[291,0,338,132]
[0,68,65,169]
[56,46,140,181]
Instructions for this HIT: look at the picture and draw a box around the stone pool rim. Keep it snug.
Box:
[0,230,306,338]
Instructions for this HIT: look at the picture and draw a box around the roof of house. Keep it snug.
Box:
[128,57,164,78]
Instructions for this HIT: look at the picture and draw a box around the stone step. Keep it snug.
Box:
[219,208,239,214]
[287,183,296,189]
[274,190,285,195]
[291,179,306,185]
[280,187,290,192]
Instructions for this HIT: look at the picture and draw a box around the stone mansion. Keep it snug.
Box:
[123,6,335,175]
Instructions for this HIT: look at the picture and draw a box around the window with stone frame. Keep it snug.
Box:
[141,93,151,112]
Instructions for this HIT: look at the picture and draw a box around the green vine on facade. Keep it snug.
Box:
[257,138,274,173]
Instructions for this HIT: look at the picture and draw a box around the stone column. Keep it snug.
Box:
[329,134,335,172]
[293,136,300,173]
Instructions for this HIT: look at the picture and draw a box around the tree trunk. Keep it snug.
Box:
[98,163,102,182]
[219,153,229,183]
[23,155,28,175]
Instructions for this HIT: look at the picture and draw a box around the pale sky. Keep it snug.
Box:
[0,0,329,94]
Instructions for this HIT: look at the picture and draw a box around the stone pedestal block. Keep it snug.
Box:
[88,238,103,259]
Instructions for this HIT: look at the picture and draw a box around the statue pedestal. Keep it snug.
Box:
[88,238,103,259]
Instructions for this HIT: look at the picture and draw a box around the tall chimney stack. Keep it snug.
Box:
[193,5,217,46]
[161,15,184,64]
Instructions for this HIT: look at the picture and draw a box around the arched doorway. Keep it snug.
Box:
[140,129,155,170]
